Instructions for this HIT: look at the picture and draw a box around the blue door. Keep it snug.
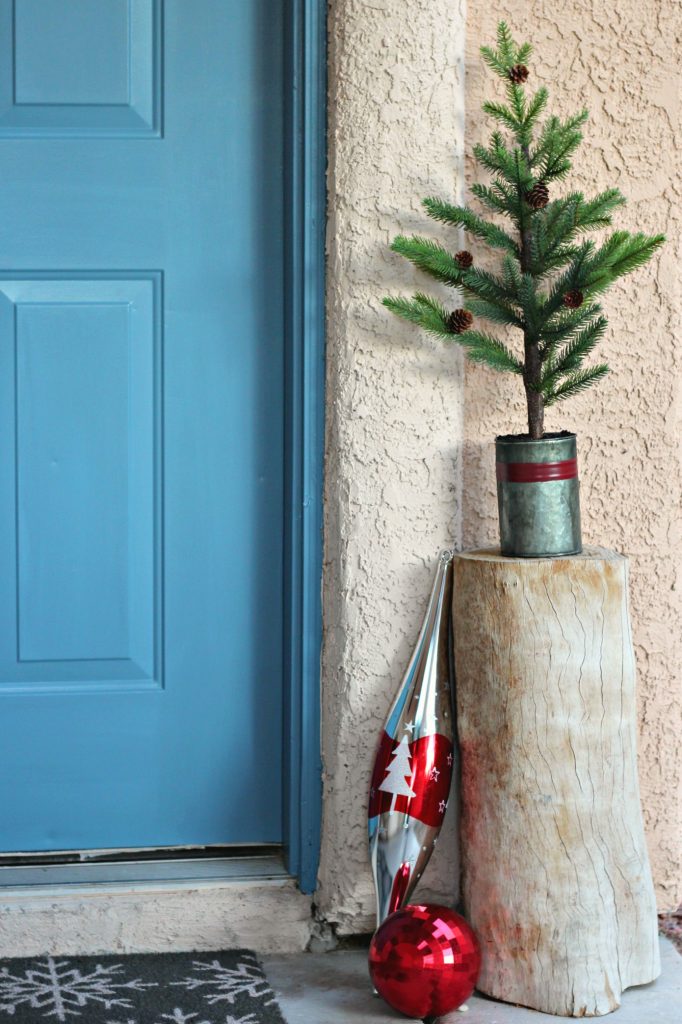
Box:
[0,0,284,851]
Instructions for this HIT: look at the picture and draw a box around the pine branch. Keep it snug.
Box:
[382,293,452,338]
[502,254,523,295]
[516,41,532,65]
[456,329,524,373]
[465,296,524,328]
[480,21,531,78]
[474,129,519,176]
[461,265,520,305]
[469,181,521,222]
[523,88,548,134]
[584,231,665,293]
[540,316,608,393]
[390,235,462,286]
[530,244,582,277]
[528,196,586,276]
[482,100,519,133]
[532,194,581,245]
[511,147,534,199]
[422,197,520,256]
[531,110,588,180]
[544,364,609,405]
[539,240,595,323]
[518,273,542,338]
[529,189,626,278]
[496,21,516,65]
[480,46,508,78]
[575,188,626,230]
[508,82,526,124]
[541,301,603,345]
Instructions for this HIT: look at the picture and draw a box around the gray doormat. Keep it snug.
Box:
[0,950,286,1024]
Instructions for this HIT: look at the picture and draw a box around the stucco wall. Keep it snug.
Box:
[317,0,467,934]
[463,2,681,908]
[319,0,681,933]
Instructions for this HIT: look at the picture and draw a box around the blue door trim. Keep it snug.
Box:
[282,0,326,893]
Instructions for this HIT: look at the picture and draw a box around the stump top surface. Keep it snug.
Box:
[454,545,624,565]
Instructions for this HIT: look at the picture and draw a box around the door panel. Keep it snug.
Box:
[0,0,284,851]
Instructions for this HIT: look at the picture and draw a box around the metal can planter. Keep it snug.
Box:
[495,431,582,558]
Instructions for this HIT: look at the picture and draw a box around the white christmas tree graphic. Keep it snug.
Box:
[379,734,416,812]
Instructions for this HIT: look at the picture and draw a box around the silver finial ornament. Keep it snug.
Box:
[368,550,455,926]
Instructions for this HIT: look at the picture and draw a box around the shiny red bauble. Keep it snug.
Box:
[369,903,481,1020]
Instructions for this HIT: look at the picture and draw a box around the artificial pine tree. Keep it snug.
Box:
[384,22,665,440]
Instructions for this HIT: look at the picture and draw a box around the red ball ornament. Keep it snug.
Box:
[369,904,481,1021]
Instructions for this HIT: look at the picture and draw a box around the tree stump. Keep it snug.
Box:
[452,547,660,1017]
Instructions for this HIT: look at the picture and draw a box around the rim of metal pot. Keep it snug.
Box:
[496,430,577,465]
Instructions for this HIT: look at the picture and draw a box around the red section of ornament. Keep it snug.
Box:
[496,457,578,483]
[369,903,481,1019]
[389,862,412,916]
[368,731,453,826]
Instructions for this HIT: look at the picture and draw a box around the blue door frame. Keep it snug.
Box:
[283,0,326,894]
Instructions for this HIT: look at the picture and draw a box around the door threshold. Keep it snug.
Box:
[0,846,289,889]
[0,862,312,956]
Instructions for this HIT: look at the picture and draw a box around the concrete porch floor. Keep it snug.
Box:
[263,937,681,1023]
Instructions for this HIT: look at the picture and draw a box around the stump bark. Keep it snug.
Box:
[452,547,660,1017]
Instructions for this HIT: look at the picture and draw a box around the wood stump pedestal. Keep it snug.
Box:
[452,547,660,1017]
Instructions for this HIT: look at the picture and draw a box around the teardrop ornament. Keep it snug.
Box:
[368,550,455,927]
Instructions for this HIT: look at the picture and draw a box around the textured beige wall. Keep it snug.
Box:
[463,1,681,908]
[317,0,467,934]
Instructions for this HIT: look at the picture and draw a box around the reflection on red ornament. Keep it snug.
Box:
[369,903,481,1020]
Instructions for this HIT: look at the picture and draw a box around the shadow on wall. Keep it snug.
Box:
[460,441,498,550]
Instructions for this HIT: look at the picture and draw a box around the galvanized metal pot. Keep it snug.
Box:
[496,431,582,558]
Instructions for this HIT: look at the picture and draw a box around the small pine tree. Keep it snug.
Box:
[383,22,665,440]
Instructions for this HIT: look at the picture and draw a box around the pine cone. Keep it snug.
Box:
[525,181,549,210]
[509,63,529,84]
[563,289,584,309]
[455,250,473,269]
[447,309,473,334]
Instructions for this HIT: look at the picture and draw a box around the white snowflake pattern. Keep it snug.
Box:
[172,954,275,1007]
[107,1010,212,1024]
[106,1007,260,1024]
[107,1008,261,1024]
[0,957,156,1021]
[156,1011,211,1024]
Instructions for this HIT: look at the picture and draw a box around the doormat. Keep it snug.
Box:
[0,950,287,1024]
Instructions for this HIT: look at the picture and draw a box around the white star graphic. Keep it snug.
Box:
[438,799,447,813]
[447,753,453,766]
[404,720,415,734]
[430,767,440,782]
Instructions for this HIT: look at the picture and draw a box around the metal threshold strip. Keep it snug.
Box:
[0,844,289,889]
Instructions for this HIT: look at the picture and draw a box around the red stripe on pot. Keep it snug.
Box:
[496,457,578,483]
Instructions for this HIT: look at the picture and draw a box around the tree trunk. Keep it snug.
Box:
[519,155,544,440]
[524,371,544,439]
[452,547,660,1017]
